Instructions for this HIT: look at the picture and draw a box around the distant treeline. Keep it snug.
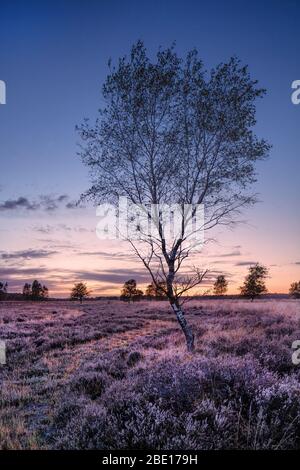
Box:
[1,266,300,302]
[0,280,48,301]
[0,291,295,302]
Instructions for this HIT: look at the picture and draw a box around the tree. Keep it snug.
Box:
[240,263,268,301]
[145,280,168,299]
[41,285,49,299]
[23,283,31,299]
[23,281,49,300]
[213,275,228,296]
[145,283,156,297]
[0,282,8,301]
[31,280,41,300]
[120,279,143,301]
[70,282,90,303]
[289,281,300,299]
[31,280,48,300]
[78,42,270,351]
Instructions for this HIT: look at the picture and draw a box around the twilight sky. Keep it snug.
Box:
[0,0,299,296]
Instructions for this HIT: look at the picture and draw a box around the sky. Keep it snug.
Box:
[0,0,299,296]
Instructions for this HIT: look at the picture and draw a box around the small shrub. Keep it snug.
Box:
[127,351,143,367]
[70,372,108,399]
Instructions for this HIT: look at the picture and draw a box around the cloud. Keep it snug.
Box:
[0,249,58,261]
[211,260,238,265]
[33,224,92,234]
[0,266,49,277]
[66,200,85,209]
[71,267,221,287]
[78,250,137,261]
[206,249,242,258]
[72,268,150,284]
[0,197,38,211]
[39,194,68,212]
[32,225,54,234]
[235,261,257,266]
[218,250,242,257]
[0,194,84,213]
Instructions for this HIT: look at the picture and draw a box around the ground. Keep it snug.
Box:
[0,299,300,449]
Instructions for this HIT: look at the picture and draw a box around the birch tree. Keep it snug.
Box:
[77,41,270,351]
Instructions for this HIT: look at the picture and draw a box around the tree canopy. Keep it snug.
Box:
[240,263,268,301]
[289,281,300,299]
[70,282,90,303]
[22,281,48,301]
[120,279,143,301]
[0,282,8,301]
[213,275,228,296]
[145,280,167,299]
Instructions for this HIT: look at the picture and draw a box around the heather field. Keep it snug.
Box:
[0,299,300,450]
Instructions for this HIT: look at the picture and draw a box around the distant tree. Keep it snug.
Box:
[120,279,143,302]
[240,263,268,301]
[145,283,156,297]
[41,285,49,299]
[31,280,48,300]
[145,280,167,299]
[289,281,300,299]
[23,283,31,299]
[23,281,49,300]
[70,282,90,303]
[213,275,228,296]
[0,282,8,301]
[31,280,40,300]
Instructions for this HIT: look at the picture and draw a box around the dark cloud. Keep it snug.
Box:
[0,197,38,211]
[0,266,49,277]
[66,201,86,209]
[78,250,136,261]
[206,249,242,258]
[0,249,58,261]
[235,261,257,266]
[39,194,68,212]
[71,267,221,287]
[218,250,242,257]
[0,194,84,213]
[66,201,79,209]
[0,267,59,293]
[72,268,150,284]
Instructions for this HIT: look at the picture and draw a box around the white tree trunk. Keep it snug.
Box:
[170,302,194,352]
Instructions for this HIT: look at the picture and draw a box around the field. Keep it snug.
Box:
[0,299,300,450]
